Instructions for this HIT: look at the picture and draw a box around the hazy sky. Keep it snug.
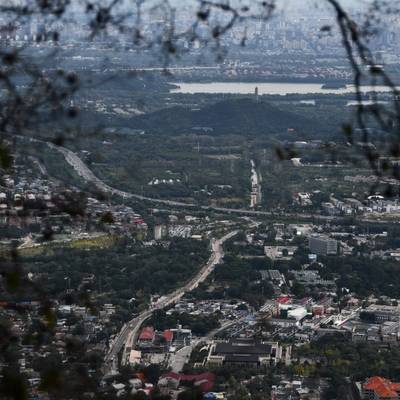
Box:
[278,0,370,12]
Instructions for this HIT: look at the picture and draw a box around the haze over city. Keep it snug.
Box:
[0,1,400,400]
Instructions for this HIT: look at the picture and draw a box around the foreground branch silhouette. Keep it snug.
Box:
[0,1,400,399]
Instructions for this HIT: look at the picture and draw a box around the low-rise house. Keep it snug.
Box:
[361,304,400,323]
[138,327,156,347]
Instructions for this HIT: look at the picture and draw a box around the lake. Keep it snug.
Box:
[170,82,393,96]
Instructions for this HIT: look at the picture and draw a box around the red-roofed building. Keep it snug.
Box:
[363,376,400,399]
[163,330,173,343]
[139,327,155,343]
[277,296,291,304]
[159,372,215,392]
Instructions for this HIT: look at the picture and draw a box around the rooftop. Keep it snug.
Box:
[363,376,400,399]
[139,327,155,341]
[214,339,273,356]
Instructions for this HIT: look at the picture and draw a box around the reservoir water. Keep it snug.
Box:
[171,82,393,96]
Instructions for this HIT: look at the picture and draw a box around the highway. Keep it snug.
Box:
[47,142,200,208]
[104,230,238,372]
[43,141,340,221]
[17,135,395,224]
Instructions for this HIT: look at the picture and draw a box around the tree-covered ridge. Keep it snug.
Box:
[129,98,317,135]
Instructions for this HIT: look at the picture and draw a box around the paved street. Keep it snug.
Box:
[169,345,193,372]
[104,230,238,373]
[43,139,341,221]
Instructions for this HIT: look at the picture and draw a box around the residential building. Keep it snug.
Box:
[309,236,338,256]
[361,304,400,323]
[138,327,155,347]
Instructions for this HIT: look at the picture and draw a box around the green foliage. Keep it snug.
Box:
[130,98,318,136]
[212,255,274,307]
[295,334,400,382]
[100,211,115,224]
[0,143,13,169]
[177,388,203,400]
[320,255,400,297]
[143,364,162,385]
[15,238,209,315]
[148,310,220,335]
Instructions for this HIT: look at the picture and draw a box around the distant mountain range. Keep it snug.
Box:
[129,98,315,136]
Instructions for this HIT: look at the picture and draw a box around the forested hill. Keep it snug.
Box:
[129,98,317,135]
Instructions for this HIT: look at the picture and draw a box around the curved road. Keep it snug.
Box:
[48,142,200,208]
[104,230,238,372]
[20,136,383,224]
[42,141,338,221]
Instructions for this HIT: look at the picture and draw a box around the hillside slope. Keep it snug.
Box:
[129,98,316,135]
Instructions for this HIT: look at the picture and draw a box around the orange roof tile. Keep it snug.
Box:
[363,376,400,399]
